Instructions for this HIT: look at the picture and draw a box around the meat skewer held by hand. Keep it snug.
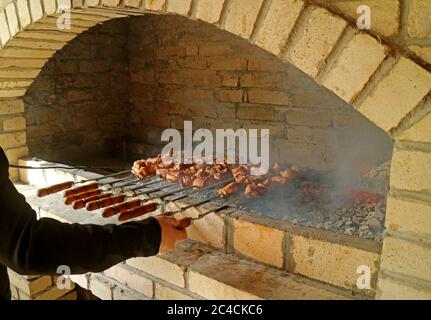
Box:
[64,189,102,205]
[116,202,159,222]
[36,170,131,197]
[118,193,230,223]
[72,193,113,210]
[104,179,235,221]
[86,195,128,211]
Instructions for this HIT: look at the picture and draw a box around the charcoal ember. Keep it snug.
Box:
[180,162,388,243]
[374,206,385,220]
[343,217,353,226]
[352,216,361,225]
[333,220,344,228]
[344,227,355,235]
[359,224,369,232]
[367,216,382,231]
[323,221,333,229]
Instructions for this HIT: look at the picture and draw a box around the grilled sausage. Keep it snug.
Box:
[72,192,112,209]
[64,189,102,205]
[63,182,98,197]
[85,195,126,211]
[37,181,74,197]
[102,199,141,218]
[117,203,159,222]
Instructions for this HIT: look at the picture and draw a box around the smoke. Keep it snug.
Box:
[329,110,394,194]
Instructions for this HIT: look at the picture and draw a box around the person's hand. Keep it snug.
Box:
[155,214,190,254]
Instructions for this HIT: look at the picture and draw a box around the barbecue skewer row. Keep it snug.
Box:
[189,201,237,221]
[66,176,166,209]
[36,169,131,197]
[102,179,235,220]
[85,181,184,212]
[41,174,133,201]
[112,176,163,192]
[117,194,237,224]
[63,172,161,198]
[117,193,222,222]
[66,156,251,208]
[64,181,135,206]
[68,183,172,212]
[38,167,160,200]
[157,200,238,230]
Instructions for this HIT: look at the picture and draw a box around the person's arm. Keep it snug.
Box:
[0,148,177,275]
[0,177,162,275]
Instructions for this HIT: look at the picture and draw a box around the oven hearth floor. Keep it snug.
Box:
[15,182,365,300]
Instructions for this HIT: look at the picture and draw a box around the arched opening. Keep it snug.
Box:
[23,14,393,242]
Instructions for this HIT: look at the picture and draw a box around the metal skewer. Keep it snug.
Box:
[36,169,132,197]
[167,194,222,215]
[166,179,235,202]
[86,182,184,212]
[112,176,161,191]
[136,185,196,201]
[155,200,238,230]
[190,200,237,221]
[102,179,235,219]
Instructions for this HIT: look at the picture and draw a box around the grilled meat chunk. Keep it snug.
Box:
[218,182,240,198]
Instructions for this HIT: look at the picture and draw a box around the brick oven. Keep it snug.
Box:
[1,0,431,300]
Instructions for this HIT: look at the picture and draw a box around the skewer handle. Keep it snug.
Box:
[64,189,102,205]
[37,181,74,197]
[86,195,126,211]
[102,199,141,218]
[72,193,113,210]
[63,182,99,198]
[117,203,159,222]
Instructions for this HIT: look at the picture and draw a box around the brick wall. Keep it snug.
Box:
[23,18,130,162]
[127,15,392,172]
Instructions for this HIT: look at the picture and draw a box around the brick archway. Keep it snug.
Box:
[1,0,430,299]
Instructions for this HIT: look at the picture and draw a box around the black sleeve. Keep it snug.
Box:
[0,148,161,275]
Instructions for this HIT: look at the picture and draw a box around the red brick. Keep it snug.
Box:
[216,89,244,103]
[237,104,279,121]
[156,46,186,58]
[199,44,233,56]
[248,89,289,105]
[248,58,286,72]
[240,73,284,88]
[208,57,247,70]
[221,73,239,87]
[66,89,95,102]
